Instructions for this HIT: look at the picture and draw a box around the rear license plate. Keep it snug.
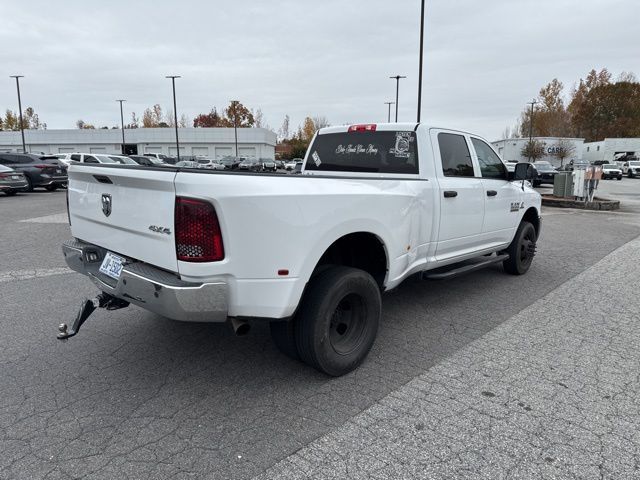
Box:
[99,252,125,280]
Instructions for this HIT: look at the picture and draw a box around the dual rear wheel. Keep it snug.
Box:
[270,266,381,377]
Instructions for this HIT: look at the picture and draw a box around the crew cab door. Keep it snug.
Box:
[469,137,521,245]
[431,130,485,259]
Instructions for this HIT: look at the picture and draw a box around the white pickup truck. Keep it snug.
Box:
[60,123,541,376]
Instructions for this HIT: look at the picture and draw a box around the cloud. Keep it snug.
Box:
[0,0,637,140]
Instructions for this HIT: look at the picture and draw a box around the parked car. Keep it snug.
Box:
[143,153,170,161]
[531,161,558,187]
[0,164,29,196]
[61,122,541,376]
[175,160,201,169]
[284,160,297,171]
[0,153,67,191]
[601,164,623,180]
[128,155,167,167]
[621,160,640,178]
[106,155,138,165]
[260,158,277,172]
[293,161,304,174]
[220,156,241,170]
[238,159,260,171]
[196,158,226,170]
[591,160,609,166]
[58,153,120,166]
[275,160,285,170]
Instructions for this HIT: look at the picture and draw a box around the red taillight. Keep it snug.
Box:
[34,164,51,169]
[348,124,377,132]
[0,173,8,179]
[175,197,224,262]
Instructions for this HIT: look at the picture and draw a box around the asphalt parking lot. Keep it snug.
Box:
[1,180,640,479]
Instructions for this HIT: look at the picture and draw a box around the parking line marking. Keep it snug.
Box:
[20,213,68,224]
[0,267,72,283]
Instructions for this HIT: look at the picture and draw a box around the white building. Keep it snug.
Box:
[0,127,276,160]
[582,138,640,163]
[491,137,584,167]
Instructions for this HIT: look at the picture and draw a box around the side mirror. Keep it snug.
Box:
[514,162,535,181]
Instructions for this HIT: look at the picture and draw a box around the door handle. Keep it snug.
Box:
[443,190,458,198]
[487,190,498,197]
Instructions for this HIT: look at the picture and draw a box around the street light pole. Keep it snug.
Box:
[390,75,406,122]
[527,99,537,162]
[384,102,395,123]
[166,75,181,161]
[417,0,425,123]
[230,100,239,157]
[116,99,126,154]
[10,75,26,153]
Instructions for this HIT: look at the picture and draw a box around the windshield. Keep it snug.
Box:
[148,157,164,164]
[305,130,419,174]
[198,159,210,164]
[604,164,618,169]
[630,161,640,166]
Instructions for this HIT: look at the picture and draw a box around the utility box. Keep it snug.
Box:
[553,172,574,197]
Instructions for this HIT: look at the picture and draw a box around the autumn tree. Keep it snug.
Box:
[519,79,571,137]
[521,139,546,162]
[2,108,45,130]
[193,108,224,127]
[76,119,96,129]
[2,110,19,130]
[568,69,640,141]
[142,104,163,127]
[224,100,254,127]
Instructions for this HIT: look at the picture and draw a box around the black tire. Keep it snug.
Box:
[617,176,622,181]
[295,266,381,376]
[270,319,299,361]
[532,180,540,187]
[629,171,634,178]
[503,221,537,275]
[25,175,34,192]
[4,190,18,196]
[45,185,58,191]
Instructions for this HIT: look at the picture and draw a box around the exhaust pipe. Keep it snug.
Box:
[229,317,250,336]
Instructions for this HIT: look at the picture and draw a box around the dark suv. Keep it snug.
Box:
[0,153,68,191]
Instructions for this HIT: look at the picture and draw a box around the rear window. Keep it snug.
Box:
[305,131,419,174]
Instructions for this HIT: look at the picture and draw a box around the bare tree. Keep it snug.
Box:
[253,108,264,128]
[312,115,330,129]
[551,138,576,167]
[278,114,290,141]
[179,114,189,128]
[520,139,546,162]
[617,71,637,83]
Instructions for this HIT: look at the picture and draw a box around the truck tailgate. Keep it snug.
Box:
[68,166,179,272]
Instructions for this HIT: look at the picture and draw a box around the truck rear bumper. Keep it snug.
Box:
[62,238,228,322]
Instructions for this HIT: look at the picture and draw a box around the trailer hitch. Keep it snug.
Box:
[57,293,129,340]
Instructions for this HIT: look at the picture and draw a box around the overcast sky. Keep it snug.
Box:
[1,0,637,140]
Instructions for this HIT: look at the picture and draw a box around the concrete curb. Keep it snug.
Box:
[541,195,620,210]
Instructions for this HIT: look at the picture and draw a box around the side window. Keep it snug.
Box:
[84,156,99,164]
[471,138,507,180]
[0,154,15,164]
[438,133,474,177]
[70,154,81,161]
